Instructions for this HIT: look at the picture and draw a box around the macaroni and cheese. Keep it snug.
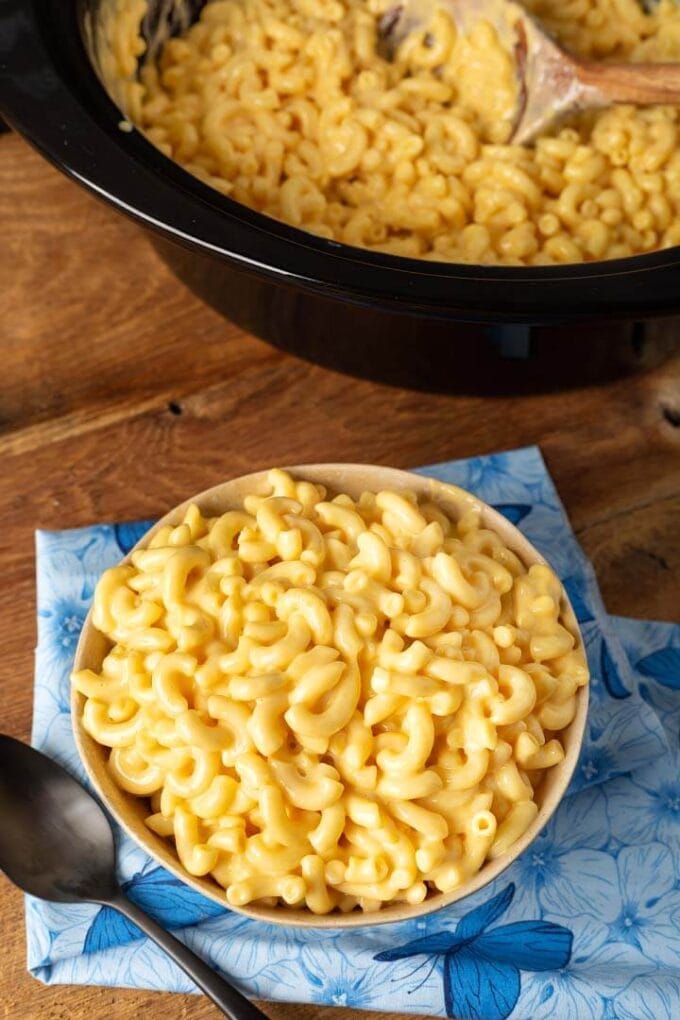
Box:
[100,0,680,265]
[73,470,588,914]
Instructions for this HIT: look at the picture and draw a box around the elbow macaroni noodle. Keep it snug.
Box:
[98,0,680,265]
[74,470,588,914]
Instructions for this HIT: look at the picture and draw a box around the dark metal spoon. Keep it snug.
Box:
[0,734,268,1020]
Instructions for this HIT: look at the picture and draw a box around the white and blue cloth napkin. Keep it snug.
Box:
[28,446,680,1019]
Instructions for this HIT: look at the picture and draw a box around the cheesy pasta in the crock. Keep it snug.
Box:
[101,0,680,265]
[73,470,588,914]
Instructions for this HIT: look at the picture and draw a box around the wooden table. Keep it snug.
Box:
[1,130,678,1020]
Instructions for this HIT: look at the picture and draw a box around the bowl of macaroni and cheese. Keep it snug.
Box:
[2,0,680,376]
[72,464,589,925]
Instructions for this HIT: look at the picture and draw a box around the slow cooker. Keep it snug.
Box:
[1,0,678,391]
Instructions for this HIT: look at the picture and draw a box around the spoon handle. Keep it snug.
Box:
[575,60,680,106]
[108,891,269,1019]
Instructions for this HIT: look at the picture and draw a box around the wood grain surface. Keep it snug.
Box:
[0,130,678,1020]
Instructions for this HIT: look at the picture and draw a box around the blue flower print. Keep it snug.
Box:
[31,681,67,749]
[636,647,680,748]
[507,785,616,919]
[33,900,100,966]
[187,911,342,996]
[580,626,635,708]
[567,626,668,796]
[36,711,90,785]
[562,577,595,624]
[596,844,680,968]
[520,505,586,581]
[573,742,618,790]
[613,619,680,747]
[614,618,678,664]
[114,937,196,992]
[637,678,680,751]
[35,526,124,712]
[84,911,140,955]
[299,942,391,1010]
[578,699,667,790]
[188,921,379,1009]
[114,520,154,556]
[374,884,571,1020]
[518,911,645,1020]
[600,638,630,699]
[25,898,54,973]
[115,832,165,882]
[55,936,196,994]
[36,550,92,710]
[579,624,611,708]
[37,525,123,599]
[419,447,552,507]
[84,867,226,953]
[614,974,680,1020]
[636,647,680,691]
[34,524,151,716]
[604,755,680,858]
[491,504,532,527]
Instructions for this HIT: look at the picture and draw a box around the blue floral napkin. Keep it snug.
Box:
[28,446,680,1019]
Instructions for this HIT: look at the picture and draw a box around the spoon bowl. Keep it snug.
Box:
[0,734,267,1019]
[0,735,116,903]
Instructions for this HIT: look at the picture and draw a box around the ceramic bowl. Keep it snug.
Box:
[72,464,589,927]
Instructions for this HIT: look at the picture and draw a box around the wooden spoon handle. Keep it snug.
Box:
[575,61,680,106]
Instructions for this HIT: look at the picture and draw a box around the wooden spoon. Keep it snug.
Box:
[378,0,680,144]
